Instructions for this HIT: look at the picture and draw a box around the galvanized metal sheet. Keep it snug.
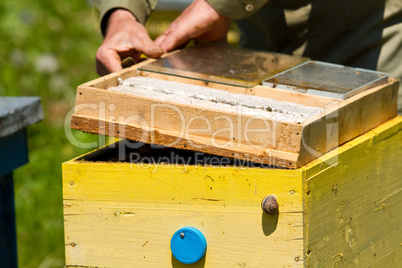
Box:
[263,61,389,99]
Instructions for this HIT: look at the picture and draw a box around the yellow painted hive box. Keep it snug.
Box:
[63,116,402,267]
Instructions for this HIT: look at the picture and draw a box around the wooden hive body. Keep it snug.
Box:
[63,117,402,267]
[66,51,401,266]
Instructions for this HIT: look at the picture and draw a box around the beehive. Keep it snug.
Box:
[65,46,401,267]
[63,116,402,267]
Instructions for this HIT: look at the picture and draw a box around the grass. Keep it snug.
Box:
[1,2,180,267]
[1,2,239,266]
[1,1,103,267]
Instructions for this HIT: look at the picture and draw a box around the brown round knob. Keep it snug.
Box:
[261,195,279,215]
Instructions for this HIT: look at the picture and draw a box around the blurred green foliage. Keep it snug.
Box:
[0,1,239,266]
[1,1,104,267]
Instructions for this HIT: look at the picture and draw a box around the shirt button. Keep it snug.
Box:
[245,4,254,12]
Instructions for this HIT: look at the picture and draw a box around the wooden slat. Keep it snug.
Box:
[71,114,300,168]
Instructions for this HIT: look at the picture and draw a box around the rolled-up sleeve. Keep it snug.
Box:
[207,0,269,20]
[93,0,158,33]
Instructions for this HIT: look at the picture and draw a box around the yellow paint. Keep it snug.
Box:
[303,116,402,267]
[63,117,402,267]
[63,160,304,267]
[64,163,302,207]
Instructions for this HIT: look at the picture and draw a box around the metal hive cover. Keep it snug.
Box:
[263,61,389,99]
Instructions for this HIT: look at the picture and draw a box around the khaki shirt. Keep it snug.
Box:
[94,0,402,112]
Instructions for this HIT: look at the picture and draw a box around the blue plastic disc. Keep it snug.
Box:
[170,227,207,264]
